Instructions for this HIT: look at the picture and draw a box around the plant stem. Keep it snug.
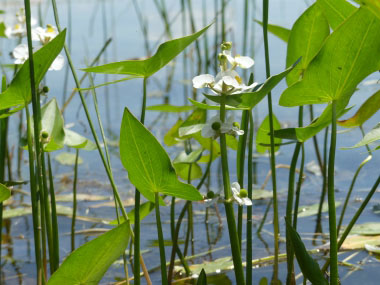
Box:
[47,154,59,271]
[220,93,245,285]
[155,192,168,284]
[327,100,338,284]
[71,149,79,252]
[262,0,280,281]
[134,77,148,284]
[293,143,305,230]
[246,110,254,284]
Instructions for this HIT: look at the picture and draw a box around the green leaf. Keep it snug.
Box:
[274,100,353,142]
[55,152,83,166]
[204,59,300,110]
[317,0,356,30]
[40,98,65,152]
[192,132,221,163]
[120,108,203,202]
[83,24,212,78]
[280,8,380,107]
[343,122,380,149]
[338,90,380,128]
[178,108,206,137]
[254,20,290,42]
[146,104,194,112]
[0,22,6,38]
[285,218,328,284]
[173,149,203,164]
[164,119,183,146]
[109,201,155,225]
[259,277,268,285]
[286,3,330,86]
[48,222,130,284]
[0,30,66,112]
[356,0,380,20]
[0,183,11,203]
[226,134,238,150]
[197,268,207,285]
[174,163,203,181]
[256,115,281,153]
[64,129,97,150]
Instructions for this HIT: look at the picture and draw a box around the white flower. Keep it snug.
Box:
[223,50,255,69]
[5,8,36,38]
[32,24,58,45]
[221,116,244,136]
[201,115,222,139]
[12,44,29,64]
[231,182,252,206]
[11,44,64,71]
[201,115,244,139]
[192,70,257,95]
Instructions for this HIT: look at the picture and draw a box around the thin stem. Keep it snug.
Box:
[47,154,59,271]
[293,143,305,229]
[262,0,280,281]
[134,77,148,284]
[220,93,245,285]
[155,192,168,284]
[327,100,338,284]
[246,110,254,284]
[71,149,79,252]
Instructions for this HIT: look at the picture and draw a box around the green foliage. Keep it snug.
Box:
[286,3,330,86]
[254,20,290,42]
[317,0,356,30]
[348,222,380,235]
[0,183,11,203]
[146,104,194,112]
[256,115,281,153]
[178,108,206,137]
[297,201,341,218]
[338,90,380,127]
[164,118,183,146]
[63,129,97,150]
[285,218,328,284]
[48,222,130,284]
[40,98,65,152]
[0,30,66,114]
[357,0,380,19]
[83,24,212,78]
[174,163,203,181]
[280,8,380,107]
[119,108,203,202]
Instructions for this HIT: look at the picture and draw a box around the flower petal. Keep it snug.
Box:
[235,56,254,69]
[49,54,65,71]
[192,74,215,89]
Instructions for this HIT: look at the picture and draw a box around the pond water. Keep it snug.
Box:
[1,0,380,284]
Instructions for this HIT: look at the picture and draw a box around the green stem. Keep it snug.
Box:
[327,100,338,284]
[246,110,254,284]
[262,0,279,281]
[24,0,43,281]
[155,192,168,284]
[134,77,148,284]
[220,93,245,285]
[293,143,305,230]
[71,149,79,252]
[47,154,59,271]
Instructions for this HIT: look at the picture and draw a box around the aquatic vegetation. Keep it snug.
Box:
[0,0,380,284]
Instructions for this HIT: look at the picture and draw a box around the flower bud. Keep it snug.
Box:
[218,53,227,63]
[233,122,240,129]
[42,86,49,93]
[221,41,232,51]
[206,191,215,199]
[211,121,221,131]
[239,188,248,198]
[40,130,50,144]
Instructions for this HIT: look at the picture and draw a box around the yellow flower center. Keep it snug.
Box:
[235,76,242,85]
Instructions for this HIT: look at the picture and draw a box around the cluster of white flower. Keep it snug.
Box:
[194,42,256,139]
[192,41,257,95]
[204,182,252,207]
[5,8,64,71]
